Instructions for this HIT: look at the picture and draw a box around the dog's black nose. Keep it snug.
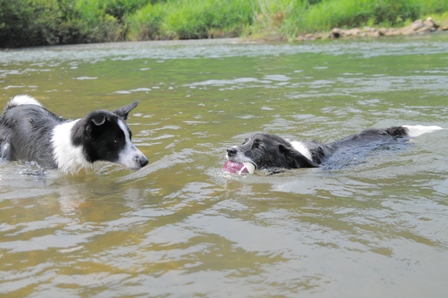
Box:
[227,147,237,157]
[135,155,149,168]
[140,156,148,167]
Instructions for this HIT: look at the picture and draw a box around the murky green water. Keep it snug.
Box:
[1,35,448,297]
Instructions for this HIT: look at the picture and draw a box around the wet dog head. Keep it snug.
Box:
[226,133,318,171]
[70,101,148,171]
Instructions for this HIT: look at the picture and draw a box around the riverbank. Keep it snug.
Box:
[1,0,448,47]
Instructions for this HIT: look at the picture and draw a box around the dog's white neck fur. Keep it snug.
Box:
[289,140,313,161]
[52,120,92,174]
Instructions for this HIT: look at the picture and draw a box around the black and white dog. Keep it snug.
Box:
[226,125,443,173]
[0,95,148,174]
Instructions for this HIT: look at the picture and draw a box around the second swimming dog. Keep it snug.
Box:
[225,125,443,173]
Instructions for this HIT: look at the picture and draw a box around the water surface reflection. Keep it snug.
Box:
[1,35,448,297]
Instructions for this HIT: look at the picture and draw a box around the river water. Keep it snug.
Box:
[1,35,448,297]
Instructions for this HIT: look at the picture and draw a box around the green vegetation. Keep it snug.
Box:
[1,0,447,47]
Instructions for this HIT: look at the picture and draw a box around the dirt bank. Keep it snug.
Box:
[296,18,448,41]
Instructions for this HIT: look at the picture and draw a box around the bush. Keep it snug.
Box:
[104,0,152,22]
[0,0,63,47]
[161,0,255,39]
[126,3,165,40]
[421,0,448,14]
[274,0,424,35]
[371,0,421,25]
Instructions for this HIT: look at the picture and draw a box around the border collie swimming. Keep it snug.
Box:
[224,125,443,174]
[0,95,148,174]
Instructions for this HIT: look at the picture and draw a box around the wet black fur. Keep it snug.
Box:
[71,102,137,165]
[227,127,409,171]
[0,104,62,167]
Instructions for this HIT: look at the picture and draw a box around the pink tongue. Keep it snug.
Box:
[222,160,244,173]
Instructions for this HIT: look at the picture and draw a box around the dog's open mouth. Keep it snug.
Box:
[222,160,255,175]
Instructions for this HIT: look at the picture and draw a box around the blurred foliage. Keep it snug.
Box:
[0,0,447,47]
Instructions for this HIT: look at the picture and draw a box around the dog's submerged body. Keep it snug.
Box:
[226,125,443,172]
[0,95,148,174]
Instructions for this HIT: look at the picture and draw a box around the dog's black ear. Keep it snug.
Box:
[84,111,112,138]
[91,113,106,126]
[72,111,111,144]
[278,144,319,168]
[112,101,139,120]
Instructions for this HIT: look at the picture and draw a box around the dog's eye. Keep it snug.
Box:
[242,138,248,145]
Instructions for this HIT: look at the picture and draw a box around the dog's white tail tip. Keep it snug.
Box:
[7,95,42,109]
[402,125,444,137]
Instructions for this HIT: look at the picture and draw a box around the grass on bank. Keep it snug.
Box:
[254,0,448,40]
[126,0,254,40]
[1,0,447,47]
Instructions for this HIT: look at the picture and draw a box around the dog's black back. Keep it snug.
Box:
[0,104,65,167]
[329,127,408,150]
